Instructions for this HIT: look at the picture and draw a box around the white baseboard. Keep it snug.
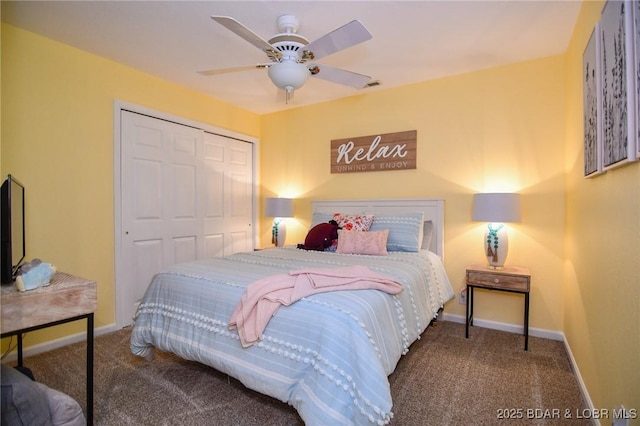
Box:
[441,313,596,425]
[560,334,597,425]
[442,313,563,341]
[1,323,119,363]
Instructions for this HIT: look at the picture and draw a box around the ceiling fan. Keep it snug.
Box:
[199,14,374,102]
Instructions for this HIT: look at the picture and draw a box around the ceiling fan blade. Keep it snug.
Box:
[198,64,269,76]
[303,20,372,61]
[310,64,371,89]
[211,16,277,56]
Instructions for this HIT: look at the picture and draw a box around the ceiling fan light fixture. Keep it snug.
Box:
[205,15,374,101]
[268,61,310,91]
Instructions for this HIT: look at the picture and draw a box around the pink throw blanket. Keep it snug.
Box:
[229,265,403,347]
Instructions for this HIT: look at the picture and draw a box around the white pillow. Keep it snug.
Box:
[421,220,434,251]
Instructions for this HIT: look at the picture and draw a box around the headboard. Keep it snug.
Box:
[312,198,444,258]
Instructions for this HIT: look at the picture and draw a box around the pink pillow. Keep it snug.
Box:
[332,213,375,231]
[336,229,389,256]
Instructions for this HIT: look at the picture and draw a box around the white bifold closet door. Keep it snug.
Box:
[119,110,253,326]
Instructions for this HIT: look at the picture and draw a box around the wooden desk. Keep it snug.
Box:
[1,272,97,424]
[465,264,531,350]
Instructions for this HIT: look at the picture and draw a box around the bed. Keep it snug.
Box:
[130,199,454,425]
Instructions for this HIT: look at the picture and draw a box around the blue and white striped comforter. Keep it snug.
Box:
[130,247,454,425]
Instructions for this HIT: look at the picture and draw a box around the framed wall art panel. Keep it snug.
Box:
[600,0,637,170]
[633,0,640,157]
[583,22,603,178]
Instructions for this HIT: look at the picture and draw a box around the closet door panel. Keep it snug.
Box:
[121,112,203,324]
[203,132,253,257]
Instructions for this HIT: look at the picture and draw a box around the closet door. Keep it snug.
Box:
[118,111,253,326]
[203,132,253,257]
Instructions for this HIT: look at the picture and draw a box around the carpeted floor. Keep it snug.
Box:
[9,321,588,425]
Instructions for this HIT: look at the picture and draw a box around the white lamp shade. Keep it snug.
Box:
[472,193,521,223]
[265,198,294,218]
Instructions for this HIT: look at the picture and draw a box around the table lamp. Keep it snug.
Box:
[472,193,521,268]
[265,197,294,247]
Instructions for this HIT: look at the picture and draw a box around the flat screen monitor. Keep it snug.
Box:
[1,174,26,284]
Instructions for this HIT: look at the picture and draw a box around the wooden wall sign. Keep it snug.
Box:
[330,130,417,174]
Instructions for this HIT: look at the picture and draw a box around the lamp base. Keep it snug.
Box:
[485,265,505,270]
[272,219,287,247]
[484,223,509,268]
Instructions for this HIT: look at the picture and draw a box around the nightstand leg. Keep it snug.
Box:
[465,284,472,338]
[524,292,529,351]
[469,286,474,326]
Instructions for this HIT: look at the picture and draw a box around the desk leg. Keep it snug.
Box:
[86,313,94,425]
[17,333,24,367]
[524,292,529,351]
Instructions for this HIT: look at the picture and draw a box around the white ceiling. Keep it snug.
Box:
[2,1,582,115]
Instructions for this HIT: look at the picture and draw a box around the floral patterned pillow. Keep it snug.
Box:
[336,229,389,256]
[332,213,375,231]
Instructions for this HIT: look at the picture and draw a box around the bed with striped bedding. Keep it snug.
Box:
[130,246,453,425]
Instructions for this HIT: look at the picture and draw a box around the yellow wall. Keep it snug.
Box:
[261,55,567,331]
[1,24,260,343]
[564,1,640,416]
[3,1,639,417]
